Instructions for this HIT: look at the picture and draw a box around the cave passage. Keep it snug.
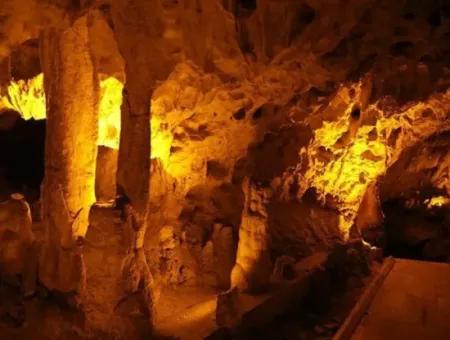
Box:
[0,111,45,201]
[382,199,450,262]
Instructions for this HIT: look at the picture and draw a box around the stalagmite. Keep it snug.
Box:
[355,181,384,234]
[212,223,235,289]
[231,178,272,292]
[39,15,98,293]
[0,193,36,295]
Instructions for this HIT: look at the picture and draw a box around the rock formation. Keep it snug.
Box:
[0,194,36,295]
[39,15,98,293]
[231,178,272,292]
[0,0,449,337]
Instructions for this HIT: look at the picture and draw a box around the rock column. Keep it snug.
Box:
[111,0,171,329]
[39,16,98,293]
[231,178,272,292]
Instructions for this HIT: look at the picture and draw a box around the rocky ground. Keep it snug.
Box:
[0,204,379,340]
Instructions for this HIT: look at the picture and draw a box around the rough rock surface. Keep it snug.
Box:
[0,0,449,336]
[212,223,235,289]
[231,178,272,292]
[39,15,98,293]
[0,194,36,295]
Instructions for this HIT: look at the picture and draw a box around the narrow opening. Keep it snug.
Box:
[390,41,415,57]
[350,106,361,120]
[0,110,45,202]
[239,0,256,10]
[382,198,449,262]
[237,0,257,17]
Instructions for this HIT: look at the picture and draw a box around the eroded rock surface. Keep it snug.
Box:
[231,178,272,292]
[0,0,449,337]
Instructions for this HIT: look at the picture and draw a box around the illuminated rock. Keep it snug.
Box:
[180,0,243,72]
[0,0,66,59]
[0,73,45,120]
[111,0,173,328]
[355,182,384,235]
[158,225,196,285]
[111,0,171,214]
[39,15,98,293]
[97,76,123,149]
[292,85,450,238]
[0,0,449,336]
[231,178,272,292]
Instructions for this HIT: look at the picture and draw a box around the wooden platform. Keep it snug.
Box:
[335,258,450,340]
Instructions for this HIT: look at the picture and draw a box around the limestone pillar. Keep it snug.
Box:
[39,16,98,293]
[355,181,384,233]
[212,223,235,289]
[111,0,171,329]
[231,178,272,292]
[112,0,169,229]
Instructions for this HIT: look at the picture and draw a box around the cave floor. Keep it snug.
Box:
[154,286,218,339]
[4,201,450,339]
[343,259,450,340]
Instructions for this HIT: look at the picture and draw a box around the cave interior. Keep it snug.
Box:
[0,0,449,339]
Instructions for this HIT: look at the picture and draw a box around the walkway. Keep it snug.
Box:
[335,258,450,340]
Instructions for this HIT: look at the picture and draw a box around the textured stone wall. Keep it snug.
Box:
[0,1,449,330]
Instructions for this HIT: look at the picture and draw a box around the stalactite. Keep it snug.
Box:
[179,0,242,70]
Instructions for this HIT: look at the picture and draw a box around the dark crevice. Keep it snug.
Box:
[0,113,45,201]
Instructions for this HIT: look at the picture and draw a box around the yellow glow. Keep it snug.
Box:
[0,74,172,168]
[314,120,349,148]
[151,115,172,167]
[1,73,46,120]
[4,72,449,241]
[425,196,450,208]
[312,123,387,204]
[305,85,450,238]
[96,78,172,167]
[98,77,122,149]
